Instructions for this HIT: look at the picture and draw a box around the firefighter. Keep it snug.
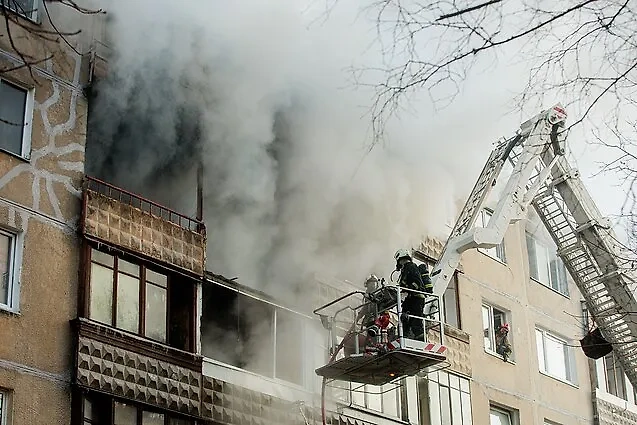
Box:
[394,249,425,339]
[417,262,434,294]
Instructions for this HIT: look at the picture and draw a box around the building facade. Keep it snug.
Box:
[0,2,89,424]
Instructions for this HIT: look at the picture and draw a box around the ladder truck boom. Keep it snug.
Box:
[430,103,637,388]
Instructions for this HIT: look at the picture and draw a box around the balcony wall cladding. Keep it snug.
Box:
[200,377,375,425]
[82,189,205,276]
[428,325,471,377]
[73,318,204,417]
[596,397,637,425]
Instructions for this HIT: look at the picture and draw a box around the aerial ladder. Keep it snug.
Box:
[314,103,637,399]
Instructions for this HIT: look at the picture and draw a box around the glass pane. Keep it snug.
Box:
[443,277,460,328]
[145,283,167,342]
[428,380,441,425]
[146,269,167,287]
[449,374,460,390]
[275,309,303,385]
[440,386,451,424]
[351,382,365,406]
[119,259,140,277]
[461,391,473,425]
[406,377,419,424]
[482,306,493,350]
[0,233,12,306]
[142,411,165,425]
[536,329,546,372]
[114,402,137,425]
[490,408,512,425]
[537,244,551,284]
[89,263,113,325]
[117,273,140,332]
[83,398,92,419]
[545,335,567,380]
[0,80,27,155]
[381,385,399,417]
[526,234,538,279]
[450,385,462,424]
[366,385,382,412]
[91,249,114,267]
[460,376,469,393]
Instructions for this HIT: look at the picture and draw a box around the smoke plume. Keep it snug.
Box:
[85,0,496,305]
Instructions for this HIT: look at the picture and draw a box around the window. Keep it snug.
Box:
[536,328,577,384]
[604,353,627,400]
[350,384,401,418]
[443,272,461,329]
[2,0,39,21]
[83,395,193,425]
[201,282,307,387]
[478,209,506,262]
[526,233,569,296]
[490,406,514,425]
[424,371,473,425]
[0,229,20,312]
[0,79,33,159]
[0,391,6,425]
[482,303,511,360]
[88,249,168,343]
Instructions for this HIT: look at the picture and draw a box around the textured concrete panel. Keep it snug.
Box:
[75,334,202,416]
[83,190,205,276]
[597,398,637,425]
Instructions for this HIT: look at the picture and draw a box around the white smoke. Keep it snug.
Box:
[85,0,511,305]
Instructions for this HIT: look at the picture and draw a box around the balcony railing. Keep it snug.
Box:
[85,176,203,233]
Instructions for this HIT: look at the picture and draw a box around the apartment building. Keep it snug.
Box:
[0,2,89,424]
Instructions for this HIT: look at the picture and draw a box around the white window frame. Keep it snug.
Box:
[2,0,40,22]
[427,371,473,425]
[0,228,22,313]
[0,389,11,425]
[0,78,35,161]
[478,209,506,263]
[535,327,578,385]
[481,302,512,361]
[526,233,569,297]
[489,405,515,425]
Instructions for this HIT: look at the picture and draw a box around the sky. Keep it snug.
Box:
[69,0,631,300]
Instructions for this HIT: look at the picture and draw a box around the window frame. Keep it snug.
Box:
[489,405,514,425]
[535,327,578,385]
[0,389,11,425]
[87,248,170,344]
[478,209,507,263]
[481,302,512,361]
[603,352,628,400]
[0,78,34,160]
[1,0,40,22]
[0,228,21,313]
[425,371,473,425]
[526,233,569,297]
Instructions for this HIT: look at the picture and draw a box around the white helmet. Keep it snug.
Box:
[394,249,411,262]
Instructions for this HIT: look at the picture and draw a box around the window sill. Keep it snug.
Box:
[485,349,515,365]
[530,277,570,299]
[539,370,578,388]
[0,305,20,316]
[0,147,30,163]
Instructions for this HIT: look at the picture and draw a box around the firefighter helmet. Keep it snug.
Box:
[394,249,411,262]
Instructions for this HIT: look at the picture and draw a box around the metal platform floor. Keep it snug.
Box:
[315,343,447,386]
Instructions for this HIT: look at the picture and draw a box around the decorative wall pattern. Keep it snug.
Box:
[75,320,203,417]
[428,325,472,377]
[0,51,86,230]
[201,377,375,425]
[82,190,206,276]
[597,398,637,425]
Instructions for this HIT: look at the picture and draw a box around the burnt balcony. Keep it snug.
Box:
[81,176,206,277]
[72,318,204,417]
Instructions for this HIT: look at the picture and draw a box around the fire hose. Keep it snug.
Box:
[321,320,357,425]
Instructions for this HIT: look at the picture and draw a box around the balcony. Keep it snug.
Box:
[81,176,206,277]
[72,318,203,417]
